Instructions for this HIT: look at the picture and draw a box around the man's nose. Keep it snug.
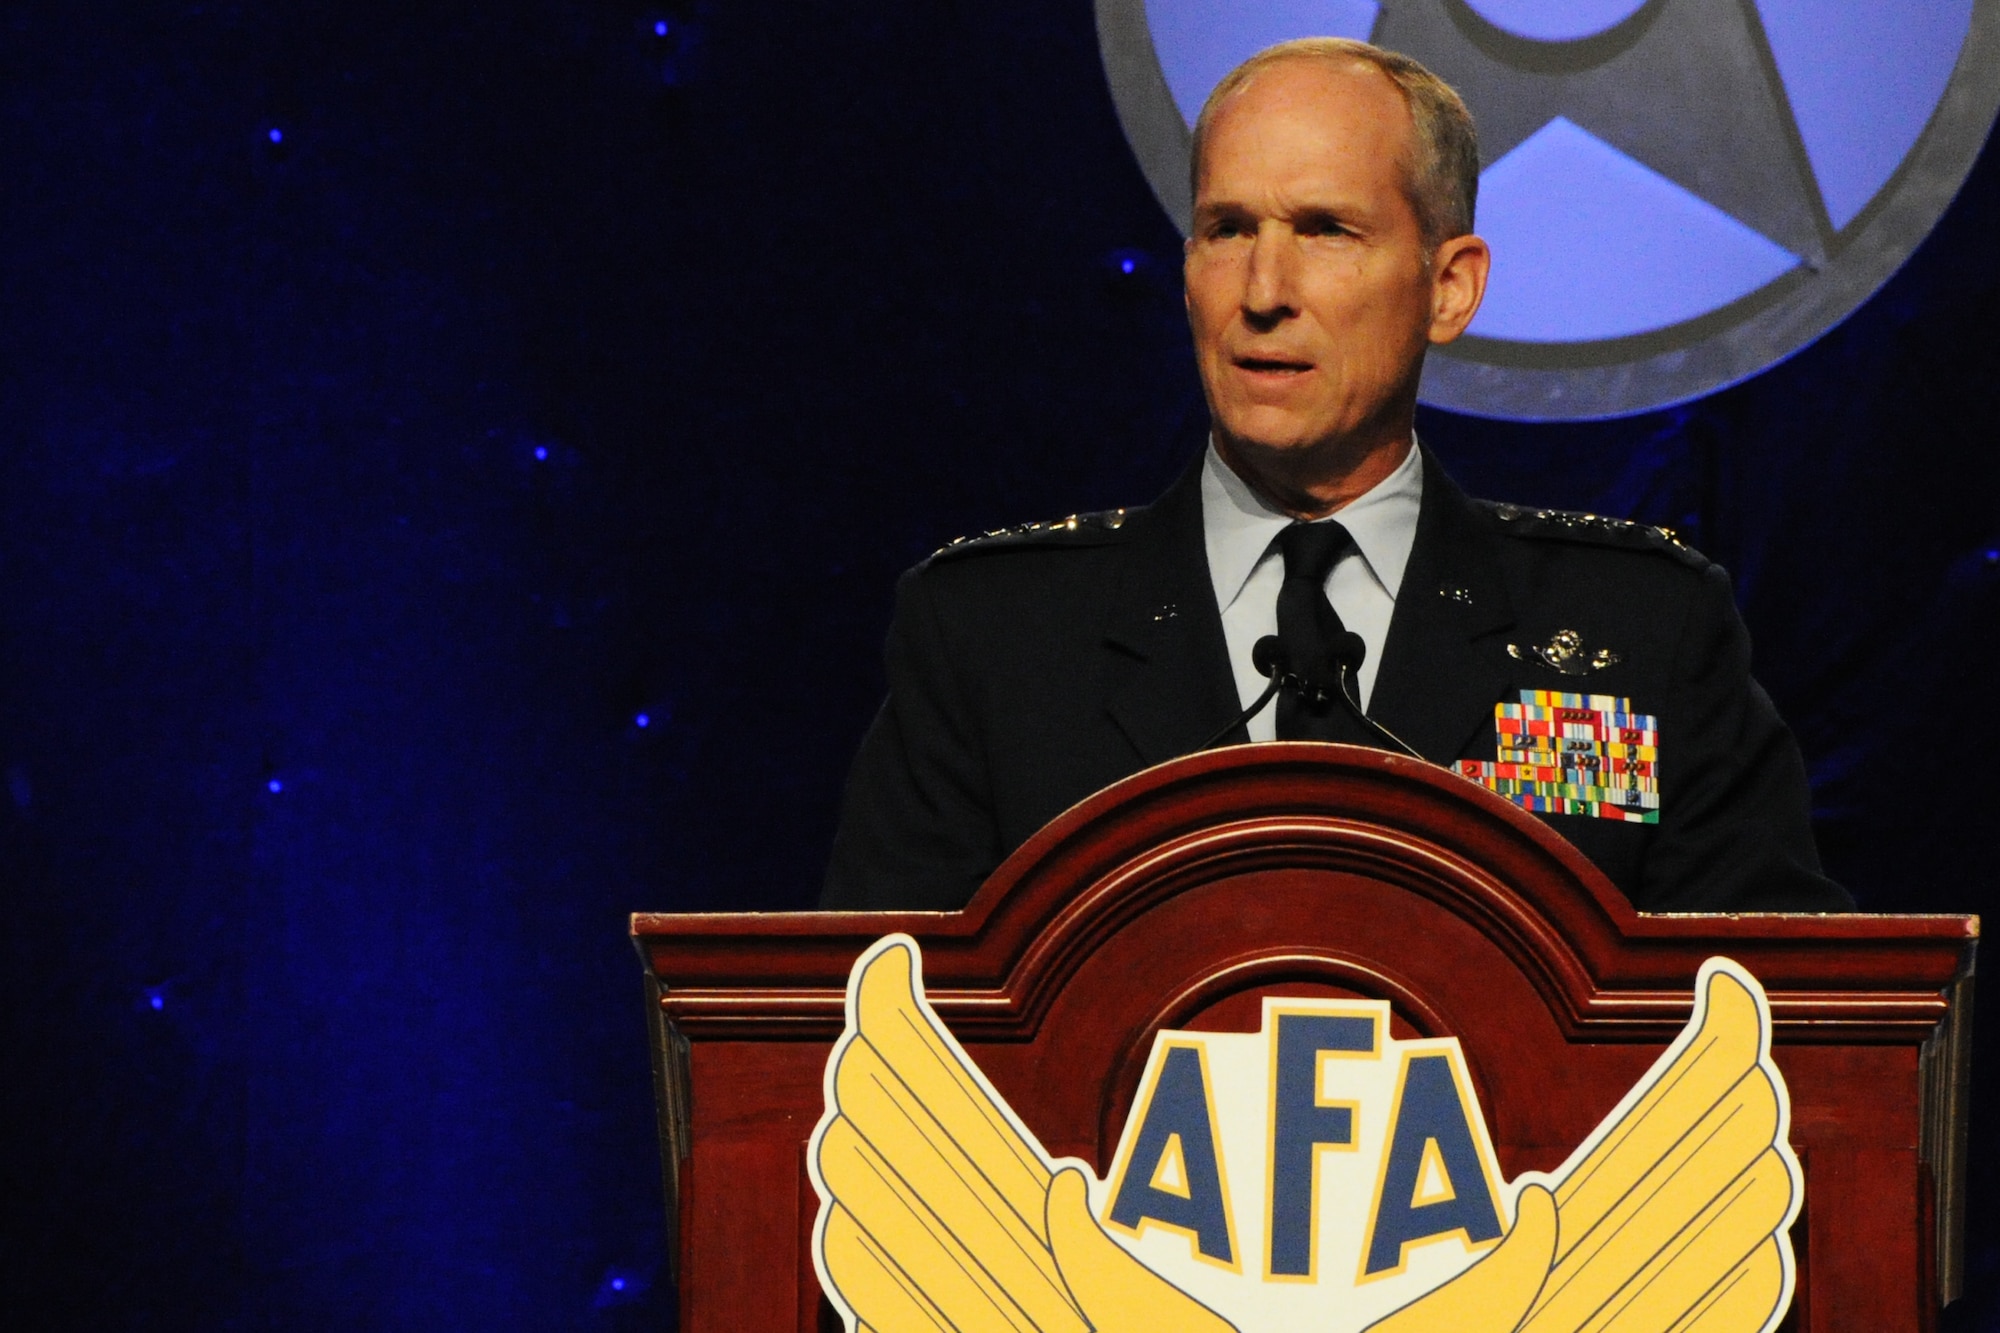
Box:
[1243,223,1298,323]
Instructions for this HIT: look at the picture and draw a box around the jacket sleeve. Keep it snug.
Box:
[819,565,1001,910]
[1637,562,1852,911]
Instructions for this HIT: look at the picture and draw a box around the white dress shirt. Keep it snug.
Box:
[1201,439,1424,740]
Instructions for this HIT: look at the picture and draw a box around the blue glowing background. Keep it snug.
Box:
[1143,0,1978,344]
[1,2,1996,1328]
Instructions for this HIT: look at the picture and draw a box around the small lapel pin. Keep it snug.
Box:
[1508,628,1622,676]
[1151,603,1180,623]
[1439,586,1473,605]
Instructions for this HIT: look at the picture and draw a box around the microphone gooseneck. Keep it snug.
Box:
[1333,653,1425,761]
[1205,631,1426,760]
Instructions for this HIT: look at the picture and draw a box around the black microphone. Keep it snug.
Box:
[1334,631,1366,679]
[1253,633,1287,680]
[1198,635,1290,749]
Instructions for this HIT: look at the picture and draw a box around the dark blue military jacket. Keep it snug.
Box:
[822,451,1850,914]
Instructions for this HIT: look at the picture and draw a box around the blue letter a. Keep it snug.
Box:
[1363,1053,1503,1276]
[1107,1043,1235,1265]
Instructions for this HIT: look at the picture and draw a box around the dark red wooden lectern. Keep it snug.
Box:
[631,745,1975,1331]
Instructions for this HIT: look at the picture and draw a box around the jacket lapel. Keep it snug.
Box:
[1368,453,1517,763]
[1102,456,1245,766]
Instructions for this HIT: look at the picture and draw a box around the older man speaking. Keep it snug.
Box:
[820,39,1849,915]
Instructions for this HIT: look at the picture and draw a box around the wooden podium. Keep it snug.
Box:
[631,745,1976,1331]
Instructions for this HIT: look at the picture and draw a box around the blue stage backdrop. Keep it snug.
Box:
[2,3,1996,1329]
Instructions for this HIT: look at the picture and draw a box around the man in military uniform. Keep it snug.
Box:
[821,39,1849,914]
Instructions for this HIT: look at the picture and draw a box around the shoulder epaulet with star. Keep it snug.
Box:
[1479,501,1710,569]
[927,507,1136,562]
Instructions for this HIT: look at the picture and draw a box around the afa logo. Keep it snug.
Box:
[810,936,1803,1332]
[1096,0,2000,419]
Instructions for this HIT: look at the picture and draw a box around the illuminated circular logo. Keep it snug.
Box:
[1097,0,2000,419]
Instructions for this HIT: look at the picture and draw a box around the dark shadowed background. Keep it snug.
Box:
[2,2,1996,1328]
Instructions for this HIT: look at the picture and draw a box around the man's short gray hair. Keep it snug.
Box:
[1189,38,1480,251]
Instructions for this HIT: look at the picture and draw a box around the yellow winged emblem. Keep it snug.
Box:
[808,938,1800,1333]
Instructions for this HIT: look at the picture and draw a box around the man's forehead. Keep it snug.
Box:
[1210,57,1410,142]
[1196,58,1415,202]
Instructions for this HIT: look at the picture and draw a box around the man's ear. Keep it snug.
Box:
[1183,235,1196,320]
[1427,233,1491,346]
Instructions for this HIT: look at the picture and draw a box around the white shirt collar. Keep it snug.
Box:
[1201,436,1425,612]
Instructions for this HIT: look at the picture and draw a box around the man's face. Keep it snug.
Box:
[1185,61,1459,476]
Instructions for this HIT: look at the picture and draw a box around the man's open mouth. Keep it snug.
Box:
[1235,356,1312,373]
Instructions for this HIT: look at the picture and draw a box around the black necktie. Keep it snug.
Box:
[1274,521,1370,743]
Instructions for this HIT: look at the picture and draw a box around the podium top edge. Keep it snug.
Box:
[628,909,1980,936]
